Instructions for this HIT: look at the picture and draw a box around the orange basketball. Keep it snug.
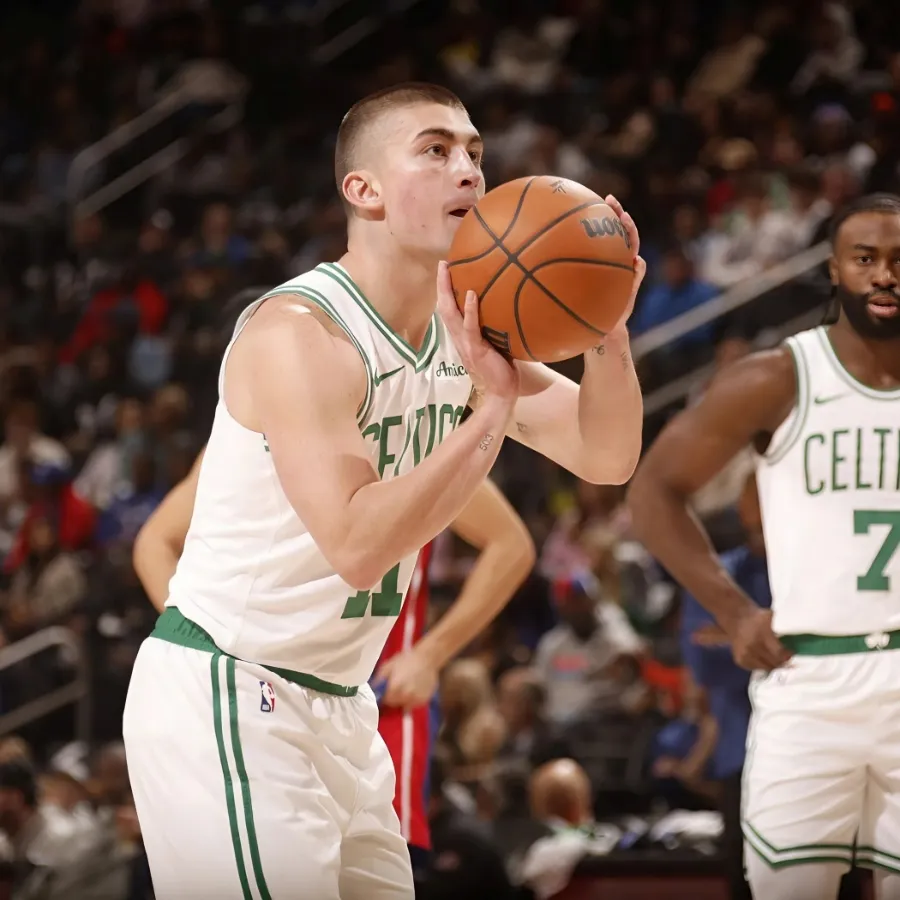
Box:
[447,176,635,363]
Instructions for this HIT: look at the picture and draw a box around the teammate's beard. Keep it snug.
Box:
[834,282,900,340]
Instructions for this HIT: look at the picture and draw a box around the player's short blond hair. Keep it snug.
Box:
[334,82,467,214]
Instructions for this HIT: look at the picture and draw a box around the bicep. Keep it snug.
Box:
[637,350,795,495]
[247,311,377,555]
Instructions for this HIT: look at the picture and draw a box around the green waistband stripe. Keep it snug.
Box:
[780,629,900,656]
[153,607,359,696]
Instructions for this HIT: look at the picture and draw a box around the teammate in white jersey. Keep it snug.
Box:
[628,192,900,900]
[123,81,644,900]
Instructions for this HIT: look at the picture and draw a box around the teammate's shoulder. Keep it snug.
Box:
[715,344,796,392]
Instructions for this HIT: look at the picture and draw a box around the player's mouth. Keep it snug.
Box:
[867,294,900,318]
[448,207,471,219]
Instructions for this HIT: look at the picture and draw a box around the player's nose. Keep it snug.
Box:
[453,153,482,190]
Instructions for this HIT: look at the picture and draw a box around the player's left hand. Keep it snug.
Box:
[374,649,439,710]
[604,194,646,333]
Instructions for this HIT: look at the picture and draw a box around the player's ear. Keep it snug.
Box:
[827,255,839,286]
[342,170,384,218]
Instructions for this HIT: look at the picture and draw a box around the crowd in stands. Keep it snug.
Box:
[0,0,896,896]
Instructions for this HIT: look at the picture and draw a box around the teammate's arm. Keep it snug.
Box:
[133,449,205,612]
[626,349,796,671]
[459,197,644,486]
[244,295,518,590]
[378,478,535,708]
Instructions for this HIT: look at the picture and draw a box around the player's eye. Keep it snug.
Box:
[469,150,483,164]
[425,144,446,157]
[857,256,872,264]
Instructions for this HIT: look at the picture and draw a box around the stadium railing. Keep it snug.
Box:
[0,626,91,745]
[633,241,831,421]
[66,83,245,226]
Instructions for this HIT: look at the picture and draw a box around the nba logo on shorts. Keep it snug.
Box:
[259,681,276,713]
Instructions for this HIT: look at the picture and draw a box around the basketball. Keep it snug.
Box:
[447,176,635,363]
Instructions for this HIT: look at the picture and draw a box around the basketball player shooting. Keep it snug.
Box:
[628,194,900,900]
[122,82,644,900]
[133,452,535,863]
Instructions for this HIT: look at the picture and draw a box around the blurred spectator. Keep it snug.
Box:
[438,660,506,785]
[74,399,147,512]
[415,751,516,900]
[534,575,645,726]
[495,666,570,770]
[2,514,87,642]
[631,246,718,346]
[519,759,619,900]
[702,173,804,288]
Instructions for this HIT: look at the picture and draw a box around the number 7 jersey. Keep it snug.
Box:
[756,326,900,637]
[167,263,472,687]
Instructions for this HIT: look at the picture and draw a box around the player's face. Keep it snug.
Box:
[374,103,484,258]
[830,212,900,340]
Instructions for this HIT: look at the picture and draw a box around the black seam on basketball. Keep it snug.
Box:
[473,204,621,342]
[512,274,538,361]
[471,201,602,308]
[447,178,536,268]
[530,257,635,274]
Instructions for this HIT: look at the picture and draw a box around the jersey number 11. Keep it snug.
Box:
[341,564,404,619]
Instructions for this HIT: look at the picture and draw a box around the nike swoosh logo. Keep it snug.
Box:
[374,366,404,386]
[814,394,846,405]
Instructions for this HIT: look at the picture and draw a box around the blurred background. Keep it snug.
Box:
[0,0,895,896]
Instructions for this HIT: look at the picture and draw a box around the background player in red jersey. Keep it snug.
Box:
[134,452,535,864]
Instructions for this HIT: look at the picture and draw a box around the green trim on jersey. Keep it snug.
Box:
[765,335,811,465]
[818,327,900,400]
[318,263,441,372]
[153,607,360,696]
[856,846,900,875]
[780,628,900,656]
[260,285,375,427]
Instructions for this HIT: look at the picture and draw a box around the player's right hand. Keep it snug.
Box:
[726,608,792,672]
[437,261,520,402]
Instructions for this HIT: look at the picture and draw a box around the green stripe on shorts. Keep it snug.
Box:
[212,652,272,899]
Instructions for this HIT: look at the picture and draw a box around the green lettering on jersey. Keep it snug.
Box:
[341,563,403,618]
[803,433,826,495]
[804,427,900,495]
[438,403,456,443]
[854,510,900,592]
[377,416,403,477]
[832,429,849,492]
[874,428,891,489]
[855,428,872,490]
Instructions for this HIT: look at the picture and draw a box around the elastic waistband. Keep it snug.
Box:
[152,607,359,697]
[780,629,900,657]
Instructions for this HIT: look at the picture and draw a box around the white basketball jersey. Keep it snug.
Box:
[167,262,472,685]
[757,326,900,636]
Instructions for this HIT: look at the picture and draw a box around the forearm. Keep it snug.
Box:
[628,476,757,627]
[341,398,513,587]
[578,330,643,482]
[413,534,534,670]
[133,531,180,612]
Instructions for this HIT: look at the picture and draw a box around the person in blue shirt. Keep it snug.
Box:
[680,473,769,900]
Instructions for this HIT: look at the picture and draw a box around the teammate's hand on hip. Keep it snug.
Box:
[726,607,792,672]
[437,261,520,403]
[603,194,646,334]
[374,648,439,711]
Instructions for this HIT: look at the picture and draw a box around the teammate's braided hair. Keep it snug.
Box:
[822,192,900,324]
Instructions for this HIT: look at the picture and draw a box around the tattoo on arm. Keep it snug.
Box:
[620,350,630,371]
[469,386,484,408]
[591,344,606,356]
[515,421,528,434]
[479,433,495,451]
